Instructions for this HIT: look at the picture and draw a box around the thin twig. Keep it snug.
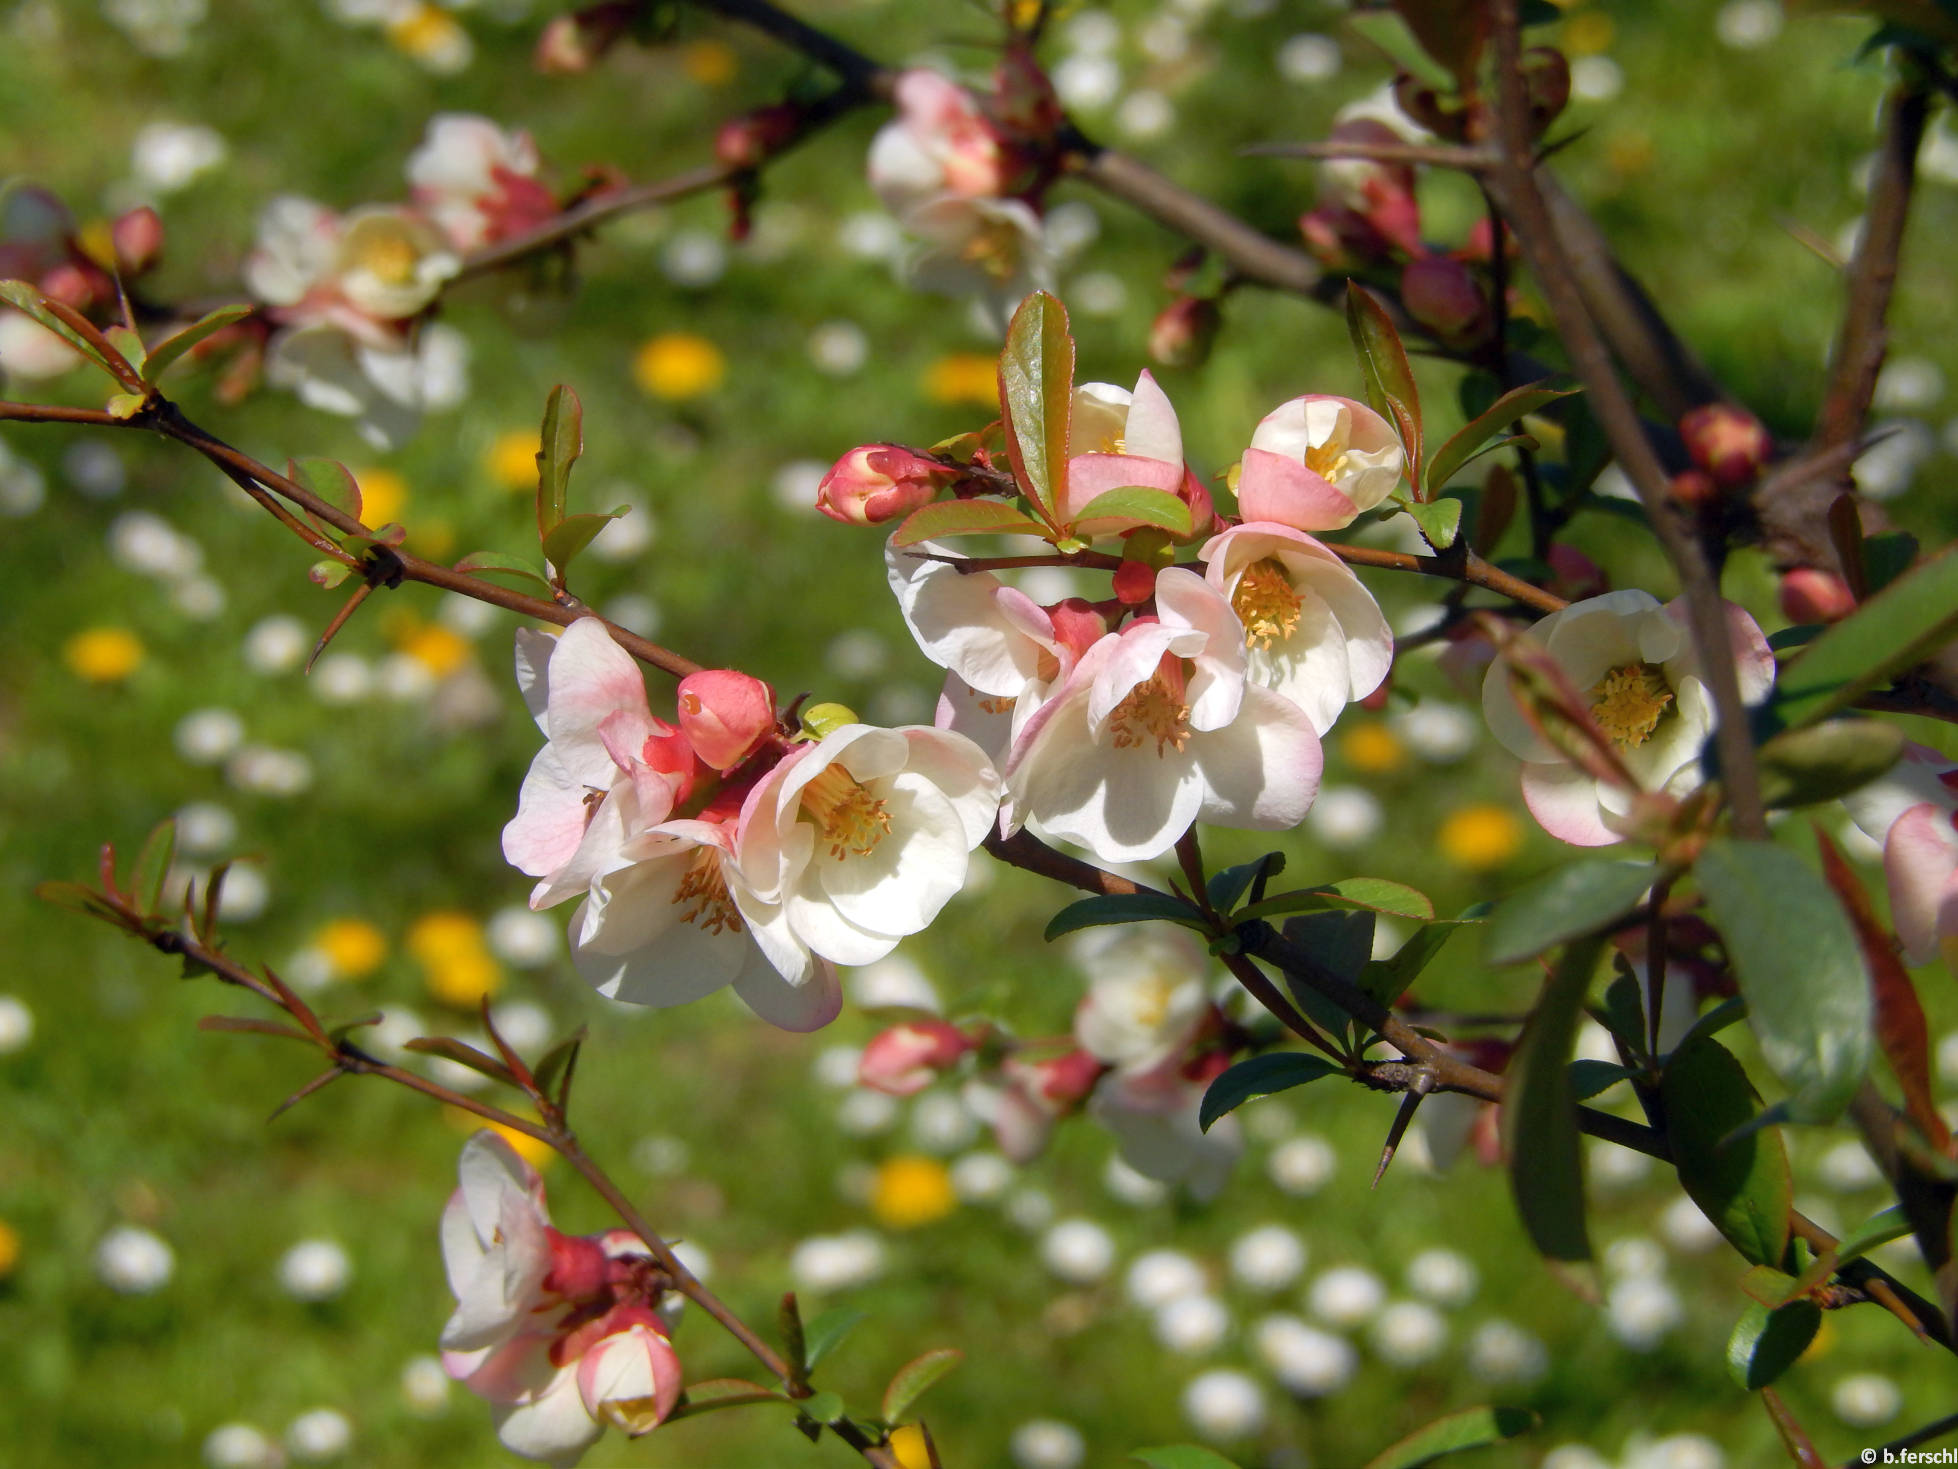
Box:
[1244,139,1495,171]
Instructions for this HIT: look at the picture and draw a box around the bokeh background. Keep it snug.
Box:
[5,1,1958,1466]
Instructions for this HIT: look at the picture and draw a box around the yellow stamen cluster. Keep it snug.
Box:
[1232,557,1303,651]
[1304,438,1352,483]
[672,845,744,934]
[1110,673,1192,756]
[799,763,893,860]
[1589,663,1674,748]
[354,232,421,286]
[959,217,1021,282]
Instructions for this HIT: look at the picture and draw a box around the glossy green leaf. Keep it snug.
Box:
[1486,859,1653,965]
[1696,839,1871,1123]
[290,457,362,524]
[1400,495,1462,550]
[1502,937,1605,1262]
[1360,1404,1539,1469]
[308,559,353,589]
[1662,1037,1791,1267]
[1132,1449,1243,1469]
[1768,545,1958,731]
[1346,282,1422,486]
[1672,995,1747,1055]
[453,549,553,592]
[1726,1300,1821,1390]
[1569,1059,1636,1100]
[1833,1204,1910,1266]
[889,497,1049,548]
[1240,878,1434,924]
[999,290,1074,529]
[542,505,629,574]
[105,324,146,376]
[880,1347,961,1425]
[1043,892,1209,941]
[1200,1053,1342,1132]
[1284,908,1374,982]
[130,819,176,915]
[1065,485,1192,539]
[536,384,582,537]
[1362,919,1473,1007]
[141,302,252,383]
[1757,719,1904,808]
[796,1390,845,1426]
[1425,380,1577,495]
[803,1306,868,1372]
[1207,853,1284,914]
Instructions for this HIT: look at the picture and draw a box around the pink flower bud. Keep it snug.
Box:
[543,1228,611,1301]
[1147,295,1220,369]
[40,261,97,309]
[1400,255,1488,345]
[1779,567,1857,624]
[1014,1047,1103,1111]
[1112,560,1156,606]
[1545,543,1607,602]
[1668,467,1719,509]
[714,104,802,171]
[1678,403,1772,489]
[858,1021,976,1095]
[676,670,777,772]
[112,207,164,275]
[533,2,634,74]
[815,444,953,526]
[577,1310,684,1436]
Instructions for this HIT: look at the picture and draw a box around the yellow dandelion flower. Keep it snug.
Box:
[889,1424,932,1469]
[0,1219,19,1278]
[352,467,408,527]
[65,627,144,683]
[401,623,471,679]
[1561,11,1614,55]
[1341,722,1405,775]
[444,1109,556,1170]
[409,911,504,1006]
[388,4,468,66]
[682,39,738,86]
[316,918,388,981]
[486,430,541,492]
[870,1155,957,1230]
[634,334,726,400]
[924,353,998,407]
[1438,804,1524,871]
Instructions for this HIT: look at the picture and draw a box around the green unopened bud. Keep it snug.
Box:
[800,702,859,739]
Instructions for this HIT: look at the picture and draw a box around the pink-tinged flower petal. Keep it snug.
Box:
[886,538,1060,698]
[577,1321,684,1436]
[490,1358,604,1466]
[859,1021,975,1095]
[1844,742,1958,844]
[812,776,968,937]
[1520,762,1621,847]
[1235,447,1361,532]
[1190,684,1321,830]
[1125,369,1182,464]
[732,950,842,1031]
[441,1134,554,1352]
[676,669,776,771]
[1085,622,1197,733]
[504,746,599,880]
[544,619,652,769]
[1062,452,1184,523]
[1885,804,1958,965]
[568,842,754,1009]
[1089,1072,1241,1201]
[1155,566,1246,731]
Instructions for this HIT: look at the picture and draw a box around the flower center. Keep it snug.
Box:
[958,215,1022,282]
[1232,557,1303,651]
[352,232,422,286]
[799,762,893,860]
[1588,663,1674,747]
[1304,438,1352,483]
[671,846,743,934]
[1110,672,1192,756]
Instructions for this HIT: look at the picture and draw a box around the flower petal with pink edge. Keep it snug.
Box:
[732,950,843,1031]
[1235,446,1362,532]
[675,668,776,771]
[1190,684,1322,830]
[1885,803,1958,965]
[1520,762,1620,847]
[886,538,1061,698]
[577,1319,684,1436]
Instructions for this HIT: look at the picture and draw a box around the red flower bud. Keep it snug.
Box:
[815,444,954,526]
[111,207,164,275]
[1400,255,1488,345]
[1778,567,1857,624]
[1678,403,1772,489]
[1668,468,1720,508]
[858,1021,977,1096]
[1147,295,1220,370]
[714,104,802,171]
[1112,560,1156,606]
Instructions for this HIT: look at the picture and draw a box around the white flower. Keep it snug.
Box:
[1040,1217,1116,1283]
[1307,1264,1384,1326]
[1267,1134,1337,1196]
[407,114,546,250]
[440,1133,554,1352]
[1254,1314,1356,1398]
[1089,1069,1241,1201]
[900,196,1055,333]
[1125,1249,1208,1307]
[96,1225,175,1294]
[278,1237,352,1301]
[1074,960,1210,1075]
[1181,1368,1266,1442]
[1154,1293,1231,1354]
[1237,395,1405,532]
[1228,1225,1307,1294]
[1369,1300,1447,1367]
[790,1230,888,1292]
[0,312,83,379]
[1482,590,1774,846]
[1010,1419,1086,1469]
[1202,522,1392,734]
[868,69,1011,218]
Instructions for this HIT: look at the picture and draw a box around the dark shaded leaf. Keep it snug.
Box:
[1570,1059,1635,1100]
[796,1390,845,1426]
[1132,1449,1243,1469]
[1726,1300,1821,1390]
[1502,937,1605,1262]
[889,498,1049,548]
[880,1347,960,1425]
[536,384,582,538]
[1043,892,1208,941]
[1240,878,1434,923]
[1200,1053,1342,1131]
[142,303,252,383]
[532,1028,587,1112]
[1696,839,1871,1123]
[1833,1205,1910,1265]
[1360,1405,1539,1469]
[402,1036,520,1088]
[1757,719,1905,808]
[1863,529,1918,594]
[1362,919,1472,1007]
[1207,853,1285,914]
[1662,1037,1791,1267]
[998,291,1073,529]
[1426,380,1577,495]
[1284,909,1375,982]
[1485,859,1653,965]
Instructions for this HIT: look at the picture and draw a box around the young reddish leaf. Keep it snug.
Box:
[1759,1385,1827,1469]
[453,550,554,592]
[34,880,130,925]
[879,1346,961,1425]
[532,1027,587,1112]
[1345,282,1422,489]
[1064,485,1192,540]
[0,279,140,386]
[889,498,1048,549]
[1816,826,1948,1151]
[402,1036,521,1089]
[1501,936,1605,1263]
[536,384,583,540]
[1359,1405,1538,1469]
[1661,1036,1792,1268]
[141,302,252,384]
[308,559,353,589]
[1425,380,1577,496]
[998,291,1074,531]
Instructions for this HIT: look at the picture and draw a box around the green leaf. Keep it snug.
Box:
[1425,380,1577,495]
[1240,878,1434,924]
[1132,1449,1243,1469]
[803,1306,868,1372]
[1485,859,1654,965]
[308,559,352,589]
[130,820,176,915]
[542,505,628,574]
[536,384,582,538]
[1756,718,1905,808]
[880,1347,961,1425]
[889,497,1049,549]
[1502,937,1605,1262]
[35,879,128,925]
[1726,1300,1821,1391]
[453,550,554,592]
[796,1390,845,1426]
[998,290,1074,529]
[1833,1204,1910,1266]
[141,302,252,383]
[1673,995,1747,1055]
[1043,892,1209,941]
[0,279,127,379]
[1360,1405,1539,1469]
[1284,908,1374,982]
[1399,495,1462,550]
[1207,853,1284,915]
[1696,839,1871,1123]
[1597,969,1647,1055]
[290,457,363,524]
[1767,545,1958,732]
[532,1027,586,1110]
[1662,1037,1792,1267]
[668,1379,788,1421]
[1862,529,1918,593]
[1569,1059,1636,1100]
[1065,485,1192,539]
[1200,1052,1341,1131]
[1361,919,1473,1007]
[401,1036,520,1088]
[1345,282,1422,487]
